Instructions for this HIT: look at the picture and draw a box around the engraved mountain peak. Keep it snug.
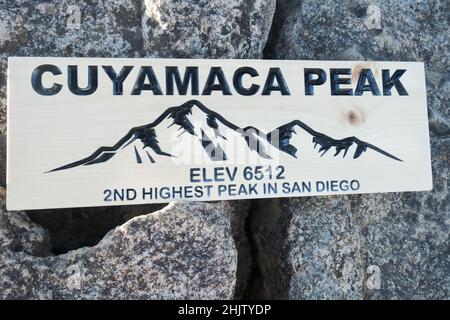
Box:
[267,120,402,161]
[47,100,401,173]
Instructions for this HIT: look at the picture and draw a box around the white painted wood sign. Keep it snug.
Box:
[7,57,432,210]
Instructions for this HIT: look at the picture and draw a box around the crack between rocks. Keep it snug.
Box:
[263,0,302,59]
[235,1,297,299]
[262,0,282,59]
[8,0,318,299]
[238,200,261,300]
[26,203,167,255]
[235,198,292,300]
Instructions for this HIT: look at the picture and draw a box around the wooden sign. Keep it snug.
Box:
[6,57,432,210]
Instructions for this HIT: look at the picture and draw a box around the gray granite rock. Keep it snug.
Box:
[2,0,447,300]
[250,0,449,299]
[0,0,275,299]
[142,0,276,58]
[26,204,166,255]
[0,134,5,187]
[268,0,449,72]
[0,0,276,134]
[0,0,145,135]
[0,187,251,299]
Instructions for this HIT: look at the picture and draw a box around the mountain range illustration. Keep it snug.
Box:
[47,99,402,173]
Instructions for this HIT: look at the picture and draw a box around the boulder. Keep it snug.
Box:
[0,0,145,135]
[0,187,251,299]
[0,0,275,299]
[142,0,275,58]
[250,0,449,299]
[0,0,276,131]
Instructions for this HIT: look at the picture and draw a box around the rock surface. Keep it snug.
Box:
[0,0,144,135]
[0,0,274,299]
[0,0,276,133]
[142,0,276,58]
[1,0,448,300]
[0,187,251,299]
[250,0,449,299]
[26,204,166,255]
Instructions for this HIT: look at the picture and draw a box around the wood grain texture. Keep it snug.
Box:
[6,57,432,210]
